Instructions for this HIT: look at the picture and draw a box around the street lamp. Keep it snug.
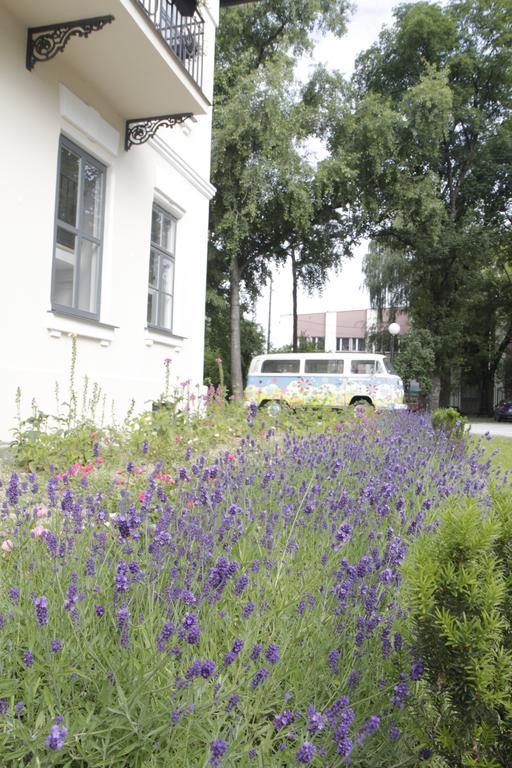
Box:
[388,322,400,362]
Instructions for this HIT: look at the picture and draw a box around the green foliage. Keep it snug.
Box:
[394,328,437,395]
[209,0,351,394]
[431,407,468,439]
[404,492,512,766]
[326,0,512,409]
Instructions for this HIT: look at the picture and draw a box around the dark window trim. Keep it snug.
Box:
[147,203,176,333]
[51,135,106,321]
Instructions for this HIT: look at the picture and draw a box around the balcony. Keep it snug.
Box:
[5,0,210,120]
[137,1,204,91]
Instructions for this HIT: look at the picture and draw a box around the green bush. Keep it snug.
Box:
[431,407,469,439]
[404,493,512,767]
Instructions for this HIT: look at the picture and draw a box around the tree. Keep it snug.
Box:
[394,328,436,401]
[323,0,512,410]
[210,1,351,397]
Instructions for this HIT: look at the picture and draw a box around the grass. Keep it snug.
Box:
[471,434,512,472]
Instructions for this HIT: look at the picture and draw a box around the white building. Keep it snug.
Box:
[0,0,219,441]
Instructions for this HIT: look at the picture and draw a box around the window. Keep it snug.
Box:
[147,204,176,331]
[261,359,300,374]
[351,360,377,375]
[305,359,344,374]
[337,337,366,352]
[52,137,105,318]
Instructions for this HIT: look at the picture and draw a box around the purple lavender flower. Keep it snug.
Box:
[307,706,325,734]
[15,701,24,717]
[274,710,294,729]
[201,660,216,678]
[34,596,48,626]
[210,739,228,760]
[8,587,19,605]
[51,639,63,653]
[0,700,7,715]
[226,695,240,712]
[410,660,425,680]
[242,601,255,619]
[265,643,280,664]
[250,643,262,661]
[296,742,315,764]
[389,725,401,741]
[46,724,68,751]
[95,604,105,617]
[23,650,34,667]
[251,667,269,688]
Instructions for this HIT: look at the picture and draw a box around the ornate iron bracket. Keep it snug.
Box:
[125,114,193,150]
[26,16,114,71]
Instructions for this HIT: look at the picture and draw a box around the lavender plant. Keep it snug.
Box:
[0,413,506,766]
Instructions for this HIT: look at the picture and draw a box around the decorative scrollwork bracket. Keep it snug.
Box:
[26,16,115,71]
[125,114,193,150]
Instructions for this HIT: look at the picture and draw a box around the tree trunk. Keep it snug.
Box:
[229,254,244,400]
[439,370,452,408]
[478,366,494,416]
[291,250,298,352]
[429,374,441,411]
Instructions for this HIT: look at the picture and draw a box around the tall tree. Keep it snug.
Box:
[210,1,350,397]
[322,0,512,409]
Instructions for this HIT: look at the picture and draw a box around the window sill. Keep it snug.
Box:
[144,326,186,349]
[47,310,118,346]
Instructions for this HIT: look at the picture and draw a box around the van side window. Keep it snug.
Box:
[351,360,376,375]
[305,359,344,374]
[261,359,301,374]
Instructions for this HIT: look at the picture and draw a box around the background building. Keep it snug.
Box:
[0,0,218,440]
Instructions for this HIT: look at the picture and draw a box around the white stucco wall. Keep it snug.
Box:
[0,2,217,441]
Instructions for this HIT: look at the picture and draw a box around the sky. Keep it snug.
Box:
[253,0,418,348]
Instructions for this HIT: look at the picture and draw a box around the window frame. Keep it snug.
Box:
[147,203,177,334]
[51,135,106,321]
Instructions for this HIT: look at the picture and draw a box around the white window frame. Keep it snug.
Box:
[147,203,177,333]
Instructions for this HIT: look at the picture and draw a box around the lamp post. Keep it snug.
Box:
[388,322,400,362]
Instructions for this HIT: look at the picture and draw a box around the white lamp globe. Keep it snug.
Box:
[388,322,400,336]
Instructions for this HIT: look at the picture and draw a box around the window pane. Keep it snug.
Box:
[148,250,158,287]
[77,240,100,314]
[357,338,366,352]
[54,227,76,306]
[58,147,79,226]
[147,289,158,325]
[151,208,161,246]
[261,359,301,374]
[161,214,175,253]
[82,162,103,238]
[351,360,376,375]
[159,293,172,330]
[160,257,174,294]
[340,338,350,351]
[305,359,344,374]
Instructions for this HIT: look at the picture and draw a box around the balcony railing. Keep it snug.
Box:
[137,0,204,90]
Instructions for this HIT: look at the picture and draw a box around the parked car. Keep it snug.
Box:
[494,400,512,421]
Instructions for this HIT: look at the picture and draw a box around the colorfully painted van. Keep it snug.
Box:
[244,353,407,410]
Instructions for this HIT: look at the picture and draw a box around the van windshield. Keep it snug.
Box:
[383,358,397,374]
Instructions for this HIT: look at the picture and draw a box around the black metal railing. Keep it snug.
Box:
[137,0,204,90]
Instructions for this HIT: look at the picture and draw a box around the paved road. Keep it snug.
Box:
[469,420,512,438]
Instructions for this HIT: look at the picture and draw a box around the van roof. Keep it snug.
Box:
[252,352,387,358]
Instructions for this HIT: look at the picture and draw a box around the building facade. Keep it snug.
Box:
[295,309,409,353]
[0,0,218,440]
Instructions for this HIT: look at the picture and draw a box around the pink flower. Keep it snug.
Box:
[1,539,14,552]
[35,504,48,518]
[164,358,172,365]
[138,491,145,503]
[84,465,94,473]
[175,435,183,442]
[214,357,222,365]
[114,478,125,485]
[227,453,235,462]
[95,456,105,464]
[31,524,49,538]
